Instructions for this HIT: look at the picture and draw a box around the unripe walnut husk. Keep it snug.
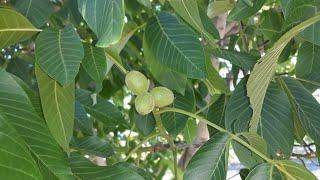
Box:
[125,71,149,95]
[135,92,155,115]
[150,86,174,108]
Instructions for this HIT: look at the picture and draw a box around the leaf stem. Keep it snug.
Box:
[294,77,320,87]
[154,108,271,160]
[105,51,128,74]
[153,112,178,180]
[195,95,220,115]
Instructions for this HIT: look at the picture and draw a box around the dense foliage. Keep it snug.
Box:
[0,0,320,179]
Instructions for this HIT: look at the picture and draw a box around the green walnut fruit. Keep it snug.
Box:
[125,71,149,95]
[150,87,174,108]
[135,93,155,115]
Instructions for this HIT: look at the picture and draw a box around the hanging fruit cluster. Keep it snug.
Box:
[125,71,174,115]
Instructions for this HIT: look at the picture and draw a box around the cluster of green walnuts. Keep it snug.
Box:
[125,71,174,115]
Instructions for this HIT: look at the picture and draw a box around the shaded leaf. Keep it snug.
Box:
[0,70,73,179]
[75,101,93,135]
[198,6,220,40]
[247,14,320,132]
[239,168,250,179]
[279,76,320,145]
[170,0,219,45]
[184,132,230,180]
[116,162,153,180]
[82,43,107,82]
[316,145,320,164]
[228,0,265,21]
[87,99,128,129]
[6,58,33,85]
[246,163,283,180]
[143,34,187,94]
[144,12,206,79]
[232,132,267,168]
[0,8,40,48]
[0,114,42,180]
[183,119,197,143]
[161,84,195,136]
[206,95,228,136]
[77,0,125,47]
[277,160,316,179]
[70,152,146,180]
[259,9,284,42]
[76,89,129,129]
[282,0,320,46]
[296,42,320,90]
[15,0,53,27]
[134,113,156,136]
[212,49,259,70]
[35,25,84,85]
[204,48,230,94]
[35,65,74,152]
[226,78,294,162]
[71,136,114,157]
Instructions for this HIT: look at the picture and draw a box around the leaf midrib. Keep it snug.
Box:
[57,29,68,84]
[89,45,102,81]
[0,28,41,32]
[53,82,68,149]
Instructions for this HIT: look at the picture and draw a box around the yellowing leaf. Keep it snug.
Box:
[247,14,320,132]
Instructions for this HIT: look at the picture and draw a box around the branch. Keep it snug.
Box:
[137,141,205,153]
[154,107,299,179]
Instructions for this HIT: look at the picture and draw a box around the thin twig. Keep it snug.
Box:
[124,132,160,161]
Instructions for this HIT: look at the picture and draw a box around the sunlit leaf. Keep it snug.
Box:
[35,65,74,152]
[0,114,42,180]
[0,70,73,179]
[0,8,40,48]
